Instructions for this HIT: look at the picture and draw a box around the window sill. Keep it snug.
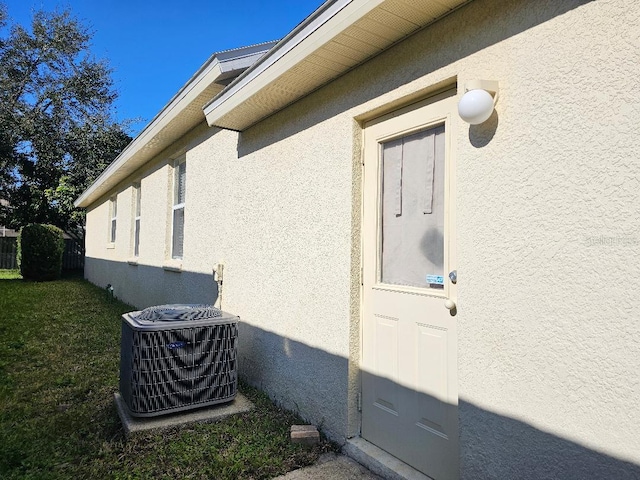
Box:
[106,242,115,249]
[162,259,182,272]
[127,258,139,266]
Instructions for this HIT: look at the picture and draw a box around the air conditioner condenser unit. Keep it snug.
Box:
[119,304,238,417]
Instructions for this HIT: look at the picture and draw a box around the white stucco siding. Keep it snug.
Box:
[289,0,639,473]
[85,118,357,439]
[85,187,133,261]
[214,0,640,471]
[331,0,637,474]
[337,0,638,475]
[186,118,356,439]
[85,125,226,308]
[83,0,640,474]
[85,199,109,260]
[452,0,640,473]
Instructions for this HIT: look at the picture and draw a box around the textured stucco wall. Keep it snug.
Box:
[86,121,355,440]
[451,1,640,478]
[84,0,640,476]
[193,119,356,440]
[85,124,226,308]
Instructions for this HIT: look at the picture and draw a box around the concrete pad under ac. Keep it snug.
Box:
[114,392,254,436]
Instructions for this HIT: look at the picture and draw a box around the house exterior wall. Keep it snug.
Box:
[85,0,640,477]
[85,124,230,308]
[86,116,356,440]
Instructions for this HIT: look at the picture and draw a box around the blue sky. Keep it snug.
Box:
[3,0,323,135]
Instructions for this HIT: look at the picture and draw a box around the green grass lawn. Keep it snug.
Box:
[0,270,333,479]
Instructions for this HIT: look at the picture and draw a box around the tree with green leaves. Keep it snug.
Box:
[0,3,131,239]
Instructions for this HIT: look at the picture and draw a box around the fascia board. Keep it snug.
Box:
[203,0,386,127]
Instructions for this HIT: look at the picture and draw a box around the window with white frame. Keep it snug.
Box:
[133,184,141,256]
[109,196,117,243]
[172,160,186,259]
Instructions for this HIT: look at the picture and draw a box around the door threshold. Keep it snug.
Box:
[344,437,433,480]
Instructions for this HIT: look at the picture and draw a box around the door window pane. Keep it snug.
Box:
[380,125,445,288]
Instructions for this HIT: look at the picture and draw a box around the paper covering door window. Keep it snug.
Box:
[381,124,446,289]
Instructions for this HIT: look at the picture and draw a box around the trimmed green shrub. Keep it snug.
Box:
[18,224,65,281]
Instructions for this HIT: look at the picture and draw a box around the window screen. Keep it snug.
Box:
[134,185,141,256]
[110,197,117,243]
[172,161,186,259]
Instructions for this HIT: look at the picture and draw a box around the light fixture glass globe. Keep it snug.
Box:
[458,89,494,125]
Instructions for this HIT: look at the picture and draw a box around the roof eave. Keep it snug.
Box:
[75,42,277,208]
[203,0,472,131]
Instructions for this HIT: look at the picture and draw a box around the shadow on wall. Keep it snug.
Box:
[236,0,592,157]
[84,257,351,441]
[469,111,499,149]
[84,257,219,309]
[459,399,640,480]
[240,322,640,480]
[238,321,349,442]
[85,258,639,478]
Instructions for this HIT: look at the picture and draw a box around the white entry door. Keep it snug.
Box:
[361,91,458,480]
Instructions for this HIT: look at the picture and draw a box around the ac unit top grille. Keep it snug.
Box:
[135,304,223,322]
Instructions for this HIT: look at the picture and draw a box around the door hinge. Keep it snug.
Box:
[357,392,362,412]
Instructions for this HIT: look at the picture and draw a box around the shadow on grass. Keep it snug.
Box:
[0,268,84,282]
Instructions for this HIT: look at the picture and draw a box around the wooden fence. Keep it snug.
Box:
[0,237,18,269]
[62,239,85,270]
[0,237,84,270]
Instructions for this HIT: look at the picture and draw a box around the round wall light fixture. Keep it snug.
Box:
[458,80,499,125]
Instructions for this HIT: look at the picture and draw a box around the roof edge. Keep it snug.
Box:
[202,0,359,122]
[75,42,277,208]
[203,0,472,131]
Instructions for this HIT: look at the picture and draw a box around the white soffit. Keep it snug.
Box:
[75,42,277,208]
[203,0,471,131]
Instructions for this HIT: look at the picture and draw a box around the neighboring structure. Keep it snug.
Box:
[1,201,20,268]
[0,225,18,238]
[75,1,640,479]
[0,200,18,238]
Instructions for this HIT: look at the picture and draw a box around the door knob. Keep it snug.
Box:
[444,299,456,310]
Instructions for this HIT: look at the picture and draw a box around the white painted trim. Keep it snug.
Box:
[203,0,355,116]
[162,259,182,272]
[203,0,384,127]
[203,0,470,130]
